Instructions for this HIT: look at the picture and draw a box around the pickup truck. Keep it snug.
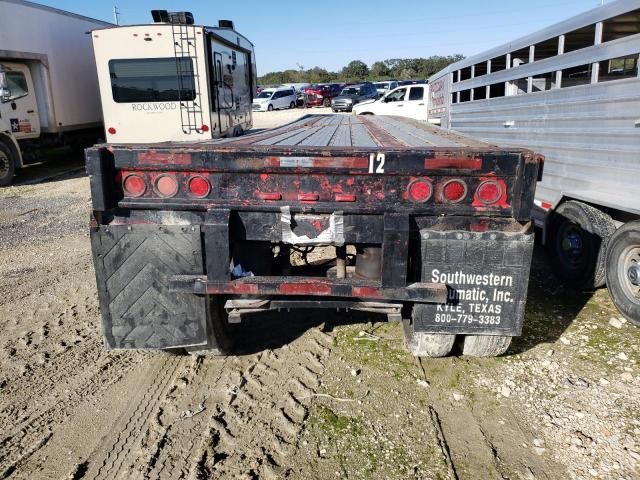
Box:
[86,114,542,357]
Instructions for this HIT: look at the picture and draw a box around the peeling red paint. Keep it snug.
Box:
[138,151,191,165]
[425,157,482,170]
[352,286,380,298]
[207,283,259,294]
[279,282,332,295]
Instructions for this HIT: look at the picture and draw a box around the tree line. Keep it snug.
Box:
[257,55,465,85]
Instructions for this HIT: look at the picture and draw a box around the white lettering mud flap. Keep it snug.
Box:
[413,229,534,336]
[280,206,345,246]
[90,224,208,349]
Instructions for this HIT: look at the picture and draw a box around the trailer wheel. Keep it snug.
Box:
[606,221,640,326]
[548,200,615,289]
[267,104,274,111]
[462,335,511,357]
[402,305,455,357]
[0,142,16,187]
[186,296,238,356]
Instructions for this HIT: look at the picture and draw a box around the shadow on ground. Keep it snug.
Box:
[236,309,376,355]
[509,244,594,354]
[13,149,86,186]
[232,245,596,356]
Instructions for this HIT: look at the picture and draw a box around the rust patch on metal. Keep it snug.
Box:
[358,116,409,149]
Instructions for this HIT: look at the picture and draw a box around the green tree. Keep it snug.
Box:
[342,60,369,80]
[370,61,391,79]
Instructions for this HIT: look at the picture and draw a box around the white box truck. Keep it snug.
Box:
[0,0,110,186]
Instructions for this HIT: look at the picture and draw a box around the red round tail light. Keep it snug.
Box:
[155,174,179,197]
[476,180,503,205]
[123,174,146,197]
[108,127,117,135]
[442,179,467,202]
[200,124,210,132]
[408,180,432,202]
[188,176,210,198]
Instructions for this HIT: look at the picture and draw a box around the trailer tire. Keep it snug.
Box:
[548,200,615,289]
[605,221,640,326]
[186,296,238,356]
[402,306,455,357]
[0,142,16,187]
[462,335,511,357]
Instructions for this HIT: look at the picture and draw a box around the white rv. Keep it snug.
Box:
[0,0,110,186]
[427,0,640,324]
[91,11,257,144]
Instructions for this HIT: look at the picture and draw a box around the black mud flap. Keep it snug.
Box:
[90,224,208,349]
[414,229,534,336]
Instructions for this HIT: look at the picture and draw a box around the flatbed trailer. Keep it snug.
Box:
[86,114,542,357]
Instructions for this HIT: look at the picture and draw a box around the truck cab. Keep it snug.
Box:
[0,63,41,141]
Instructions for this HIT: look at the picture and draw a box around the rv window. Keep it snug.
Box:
[560,64,592,88]
[598,55,639,82]
[602,8,640,42]
[109,58,196,103]
[4,72,29,101]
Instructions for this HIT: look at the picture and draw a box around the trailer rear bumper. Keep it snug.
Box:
[169,275,447,303]
[90,211,534,349]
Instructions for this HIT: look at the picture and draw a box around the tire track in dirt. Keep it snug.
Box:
[137,327,335,479]
[418,357,564,480]
[0,352,138,478]
[197,329,334,479]
[83,355,184,480]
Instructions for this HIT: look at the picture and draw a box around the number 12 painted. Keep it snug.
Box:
[369,153,385,174]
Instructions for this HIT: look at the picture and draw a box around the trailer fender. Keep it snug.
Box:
[0,132,23,168]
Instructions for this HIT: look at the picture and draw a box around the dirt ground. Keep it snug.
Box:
[0,108,638,480]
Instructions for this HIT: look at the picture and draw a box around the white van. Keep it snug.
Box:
[353,84,429,121]
[252,87,297,111]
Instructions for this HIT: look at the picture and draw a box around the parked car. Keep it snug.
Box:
[281,83,311,106]
[252,87,297,111]
[303,83,343,107]
[353,84,429,121]
[331,83,378,112]
[373,80,398,96]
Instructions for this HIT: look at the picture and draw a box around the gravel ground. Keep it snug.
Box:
[0,109,638,479]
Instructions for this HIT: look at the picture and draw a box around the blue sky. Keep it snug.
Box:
[39,0,606,74]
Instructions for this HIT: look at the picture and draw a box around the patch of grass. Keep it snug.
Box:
[334,324,418,380]
[310,405,363,437]
[307,404,445,479]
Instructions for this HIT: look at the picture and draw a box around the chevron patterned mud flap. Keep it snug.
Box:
[90,224,208,350]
